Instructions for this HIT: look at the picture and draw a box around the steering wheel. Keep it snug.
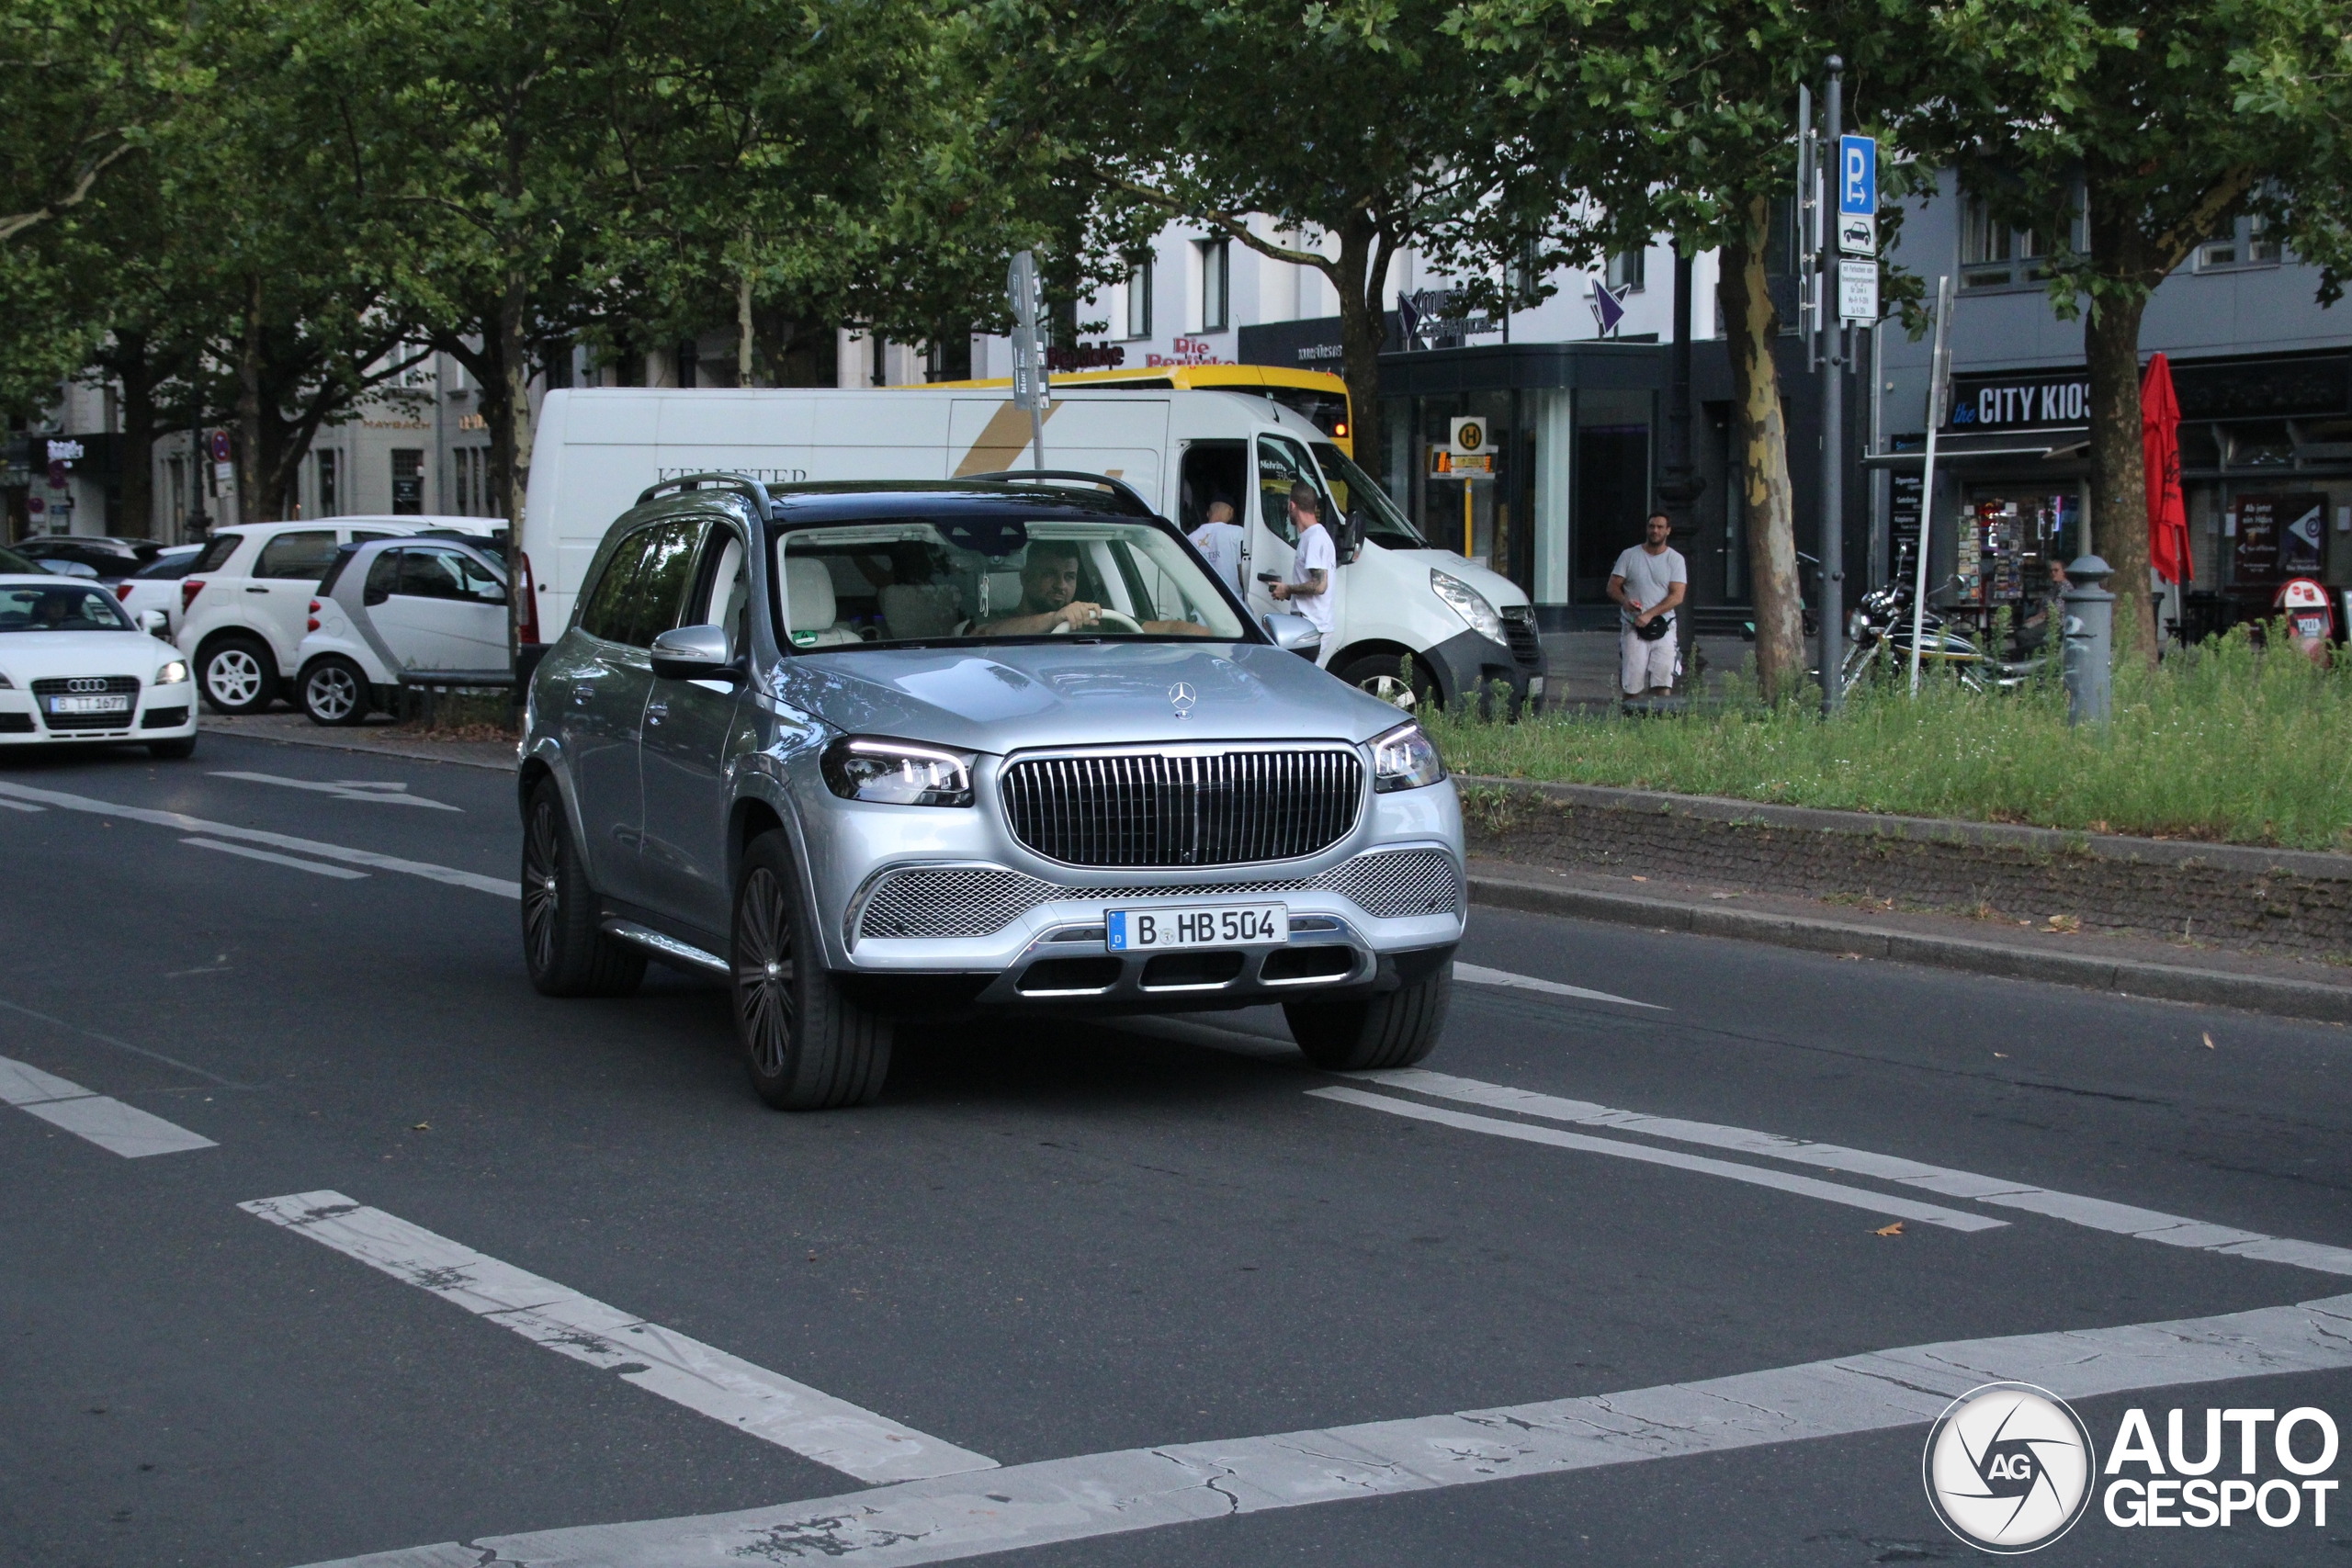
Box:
[1050,607,1143,635]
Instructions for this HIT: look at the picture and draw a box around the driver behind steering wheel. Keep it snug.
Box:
[971,539,1206,636]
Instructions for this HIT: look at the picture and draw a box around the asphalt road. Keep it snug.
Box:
[5,731,2350,1567]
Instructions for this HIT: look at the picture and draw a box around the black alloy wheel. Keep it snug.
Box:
[732,830,890,1111]
[520,779,644,998]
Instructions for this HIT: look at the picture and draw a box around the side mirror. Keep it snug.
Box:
[138,608,169,639]
[650,622,738,682]
[1261,612,1323,660]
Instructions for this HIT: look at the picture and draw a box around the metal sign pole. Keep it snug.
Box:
[1818,57,1845,713]
[1909,274,1955,695]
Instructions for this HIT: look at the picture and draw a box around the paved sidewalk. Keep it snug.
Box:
[1469,855,2352,1024]
[199,711,516,773]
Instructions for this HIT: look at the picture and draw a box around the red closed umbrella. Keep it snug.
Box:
[2143,354,2190,583]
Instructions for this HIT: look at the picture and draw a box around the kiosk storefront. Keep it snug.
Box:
[1883,349,2352,646]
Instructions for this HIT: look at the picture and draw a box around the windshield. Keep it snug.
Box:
[773,515,1251,649]
[1263,387,1350,441]
[0,582,134,632]
[1313,443,1424,547]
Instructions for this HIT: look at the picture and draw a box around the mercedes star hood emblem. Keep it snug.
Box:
[1168,682,1197,718]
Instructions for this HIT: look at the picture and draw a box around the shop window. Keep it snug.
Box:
[1198,239,1229,333]
[924,333,972,383]
[1606,248,1646,293]
[1125,255,1153,340]
[390,449,424,515]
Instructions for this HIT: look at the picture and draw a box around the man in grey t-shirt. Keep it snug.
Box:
[1608,512,1687,699]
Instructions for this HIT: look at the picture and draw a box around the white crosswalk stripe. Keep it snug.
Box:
[290,1287,2352,1568]
[0,1053,215,1157]
[243,1192,997,1485]
[1353,1067,2352,1275]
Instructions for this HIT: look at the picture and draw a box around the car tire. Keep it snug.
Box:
[520,778,645,998]
[1283,964,1452,1072]
[300,656,371,728]
[1334,651,1438,712]
[198,635,277,716]
[147,736,197,761]
[732,830,891,1111]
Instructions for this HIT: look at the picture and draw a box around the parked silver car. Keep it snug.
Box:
[519,475,1464,1110]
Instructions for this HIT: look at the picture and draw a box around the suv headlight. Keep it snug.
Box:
[1430,569,1505,645]
[1371,720,1446,793]
[154,660,189,685]
[820,736,977,807]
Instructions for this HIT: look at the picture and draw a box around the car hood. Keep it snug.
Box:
[774,639,1411,753]
[0,629,175,683]
[1383,547,1530,611]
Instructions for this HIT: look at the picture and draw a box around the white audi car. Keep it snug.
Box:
[0,575,198,757]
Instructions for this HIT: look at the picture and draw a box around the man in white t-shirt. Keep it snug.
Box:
[1609,511,1687,699]
[1266,482,1335,636]
[1186,499,1246,599]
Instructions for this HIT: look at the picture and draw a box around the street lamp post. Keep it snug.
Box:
[1657,246,1706,684]
[1817,55,1846,715]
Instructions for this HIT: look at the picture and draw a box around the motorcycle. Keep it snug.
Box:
[1838,574,2044,697]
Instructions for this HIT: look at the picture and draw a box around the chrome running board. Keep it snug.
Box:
[601,919,729,976]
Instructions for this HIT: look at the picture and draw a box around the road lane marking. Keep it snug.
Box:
[210,772,462,812]
[1308,1086,2003,1232]
[1357,1067,2352,1277]
[0,797,43,811]
[293,1287,2352,1568]
[184,837,370,879]
[0,780,519,898]
[242,1192,997,1485]
[1455,962,1665,1010]
[0,1053,216,1157]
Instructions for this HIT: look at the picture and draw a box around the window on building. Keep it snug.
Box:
[1606,248,1647,293]
[390,449,424,515]
[544,344,573,390]
[316,449,337,517]
[1960,194,2050,290]
[1125,256,1154,339]
[924,333,973,383]
[1199,238,1230,333]
[675,339,700,389]
[2198,214,2282,271]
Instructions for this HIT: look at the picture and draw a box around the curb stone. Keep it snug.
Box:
[1468,874,2352,1025]
[199,719,516,773]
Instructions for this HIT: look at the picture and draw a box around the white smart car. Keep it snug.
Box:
[0,575,198,757]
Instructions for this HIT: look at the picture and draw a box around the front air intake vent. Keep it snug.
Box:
[1001,747,1363,868]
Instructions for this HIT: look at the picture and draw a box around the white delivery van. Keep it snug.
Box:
[517,388,1544,709]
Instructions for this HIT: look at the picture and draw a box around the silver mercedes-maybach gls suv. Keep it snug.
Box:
[519,474,1464,1109]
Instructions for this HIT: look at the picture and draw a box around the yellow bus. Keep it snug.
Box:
[918,364,1356,457]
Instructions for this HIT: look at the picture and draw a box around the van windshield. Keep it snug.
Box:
[773,516,1252,649]
[1312,443,1424,547]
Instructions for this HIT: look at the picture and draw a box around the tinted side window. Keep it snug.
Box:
[254,530,339,581]
[191,534,243,573]
[621,521,704,649]
[577,529,655,642]
[363,549,401,604]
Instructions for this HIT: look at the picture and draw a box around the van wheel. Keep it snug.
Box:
[733,831,891,1111]
[1335,652,1438,711]
[1284,964,1452,1072]
[199,636,277,716]
[300,657,370,727]
[521,779,644,998]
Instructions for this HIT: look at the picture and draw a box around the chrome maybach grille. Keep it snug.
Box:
[855,848,1460,942]
[1000,747,1364,868]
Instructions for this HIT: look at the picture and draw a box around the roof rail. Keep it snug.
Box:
[635,472,778,516]
[959,469,1154,517]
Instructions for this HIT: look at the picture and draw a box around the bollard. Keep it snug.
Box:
[2060,555,2113,725]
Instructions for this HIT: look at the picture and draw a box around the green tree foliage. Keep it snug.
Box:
[1447,0,1928,702]
[1899,0,2352,661]
[977,0,1549,469]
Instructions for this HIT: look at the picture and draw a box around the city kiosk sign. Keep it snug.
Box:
[1943,370,2092,433]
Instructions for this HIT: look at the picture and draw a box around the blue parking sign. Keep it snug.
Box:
[1839,134,1876,216]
